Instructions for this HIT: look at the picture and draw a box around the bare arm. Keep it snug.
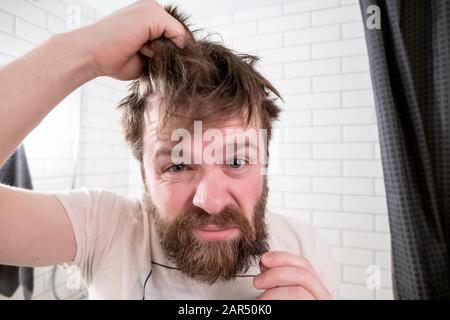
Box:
[0,0,187,267]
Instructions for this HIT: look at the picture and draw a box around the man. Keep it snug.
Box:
[0,1,339,299]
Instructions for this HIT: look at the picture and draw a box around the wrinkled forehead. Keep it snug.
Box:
[142,95,263,145]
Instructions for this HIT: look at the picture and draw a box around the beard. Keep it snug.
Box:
[142,181,270,285]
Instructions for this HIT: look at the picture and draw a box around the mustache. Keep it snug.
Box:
[175,205,252,231]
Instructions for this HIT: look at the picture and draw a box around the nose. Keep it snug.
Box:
[192,168,235,215]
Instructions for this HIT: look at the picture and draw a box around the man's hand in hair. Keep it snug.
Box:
[254,251,333,300]
[77,0,188,80]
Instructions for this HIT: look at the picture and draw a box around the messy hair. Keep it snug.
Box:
[118,5,282,162]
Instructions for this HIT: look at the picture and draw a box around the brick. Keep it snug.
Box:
[29,0,68,19]
[258,13,310,33]
[343,266,391,288]
[313,73,372,92]
[312,5,361,25]
[33,178,72,191]
[375,288,394,300]
[234,5,283,22]
[285,193,341,210]
[212,21,257,39]
[283,92,341,109]
[343,266,369,285]
[374,143,382,159]
[93,159,128,174]
[313,143,373,159]
[0,1,47,27]
[259,45,310,64]
[47,15,69,33]
[375,251,391,269]
[279,110,312,127]
[257,63,284,80]
[270,144,311,159]
[313,177,373,195]
[15,18,52,44]
[343,55,370,73]
[285,126,341,143]
[285,25,339,46]
[343,125,379,142]
[343,195,388,214]
[313,108,374,125]
[268,191,283,207]
[273,208,312,223]
[0,31,33,56]
[272,77,311,95]
[342,90,375,107]
[285,160,341,176]
[201,14,232,28]
[284,0,339,13]
[233,33,283,51]
[82,112,115,130]
[28,160,46,179]
[343,160,383,177]
[375,215,390,233]
[312,38,367,59]
[342,21,366,39]
[0,10,14,33]
[110,173,129,188]
[339,283,374,300]
[314,210,373,231]
[45,160,75,177]
[0,51,13,65]
[77,175,112,189]
[330,246,373,266]
[343,230,391,250]
[268,176,311,192]
[374,179,386,196]
[285,58,340,78]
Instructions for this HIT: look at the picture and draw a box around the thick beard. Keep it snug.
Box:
[142,182,269,285]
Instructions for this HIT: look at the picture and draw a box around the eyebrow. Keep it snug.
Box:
[152,141,262,162]
[228,141,259,152]
[152,148,173,161]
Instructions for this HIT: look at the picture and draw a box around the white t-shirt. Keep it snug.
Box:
[53,188,339,300]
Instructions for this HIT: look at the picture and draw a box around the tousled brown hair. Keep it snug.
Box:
[118,5,282,162]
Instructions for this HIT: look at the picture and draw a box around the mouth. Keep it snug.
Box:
[192,224,240,241]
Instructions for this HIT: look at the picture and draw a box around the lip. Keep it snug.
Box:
[193,224,239,241]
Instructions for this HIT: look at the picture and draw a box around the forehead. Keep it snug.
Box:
[142,96,261,147]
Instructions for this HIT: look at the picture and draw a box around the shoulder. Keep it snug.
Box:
[53,187,143,220]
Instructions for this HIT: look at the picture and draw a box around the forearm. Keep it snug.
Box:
[0,29,98,166]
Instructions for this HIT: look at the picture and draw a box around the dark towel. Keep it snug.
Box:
[0,145,34,299]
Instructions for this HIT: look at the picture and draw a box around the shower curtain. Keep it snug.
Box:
[360,0,450,299]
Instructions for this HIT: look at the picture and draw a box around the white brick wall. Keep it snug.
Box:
[196,0,392,300]
[0,0,128,300]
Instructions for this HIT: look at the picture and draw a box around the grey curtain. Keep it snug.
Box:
[0,145,34,299]
[360,0,450,299]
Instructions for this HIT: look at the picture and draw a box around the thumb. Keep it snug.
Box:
[162,13,191,48]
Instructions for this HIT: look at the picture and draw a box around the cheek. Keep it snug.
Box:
[148,180,192,220]
[230,167,264,215]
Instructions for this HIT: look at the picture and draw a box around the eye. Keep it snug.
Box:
[167,163,186,173]
[227,158,247,169]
